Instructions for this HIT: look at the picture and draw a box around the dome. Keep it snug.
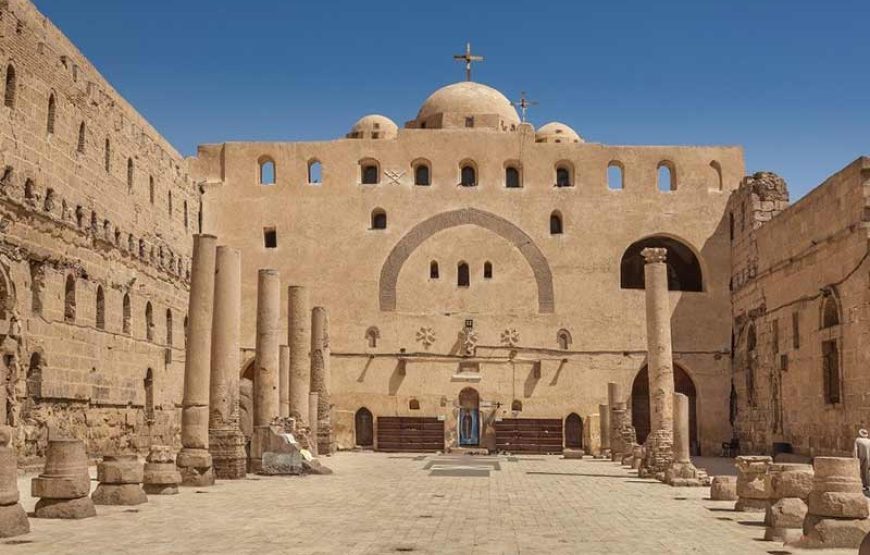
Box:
[347,114,397,140]
[411,82,520,131]
[535,122,583,144]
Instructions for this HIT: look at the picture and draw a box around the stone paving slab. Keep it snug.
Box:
[2,453,858,554]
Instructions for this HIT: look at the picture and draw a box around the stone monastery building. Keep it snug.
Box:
[0,0,867,465]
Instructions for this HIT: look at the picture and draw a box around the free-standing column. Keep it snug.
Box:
[287,286,310,422]
[598,404,610,456]
[310,306,333,454]
[664,392,704,485]
[177,234,217,486]
[254,269,281,426]
[607,382,622,459]
[279,345,290,418]
[642,247,675,477]
[208,246,246,479]
[308,392,319,457]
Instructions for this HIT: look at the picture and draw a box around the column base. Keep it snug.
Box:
[34,496,96,519]
[176,448,215,487]
[641,429,674,477]
[317,426,335,456]
[209,428,247,480]
[665,460,709,487]
[0,503,29,537]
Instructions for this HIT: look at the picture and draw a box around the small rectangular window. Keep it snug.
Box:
[263,227,277,249]
[780,354,788,372]
[792,312,800,349]
[465,117,474,128]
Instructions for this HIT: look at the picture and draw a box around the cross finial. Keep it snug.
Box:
[512,91,538,122]
[453,42,483,82]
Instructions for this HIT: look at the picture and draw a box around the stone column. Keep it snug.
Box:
[308,392,319,457]
[607,382,622,460]
[598,404,610,457]
[287,286,310,422]
[664,393,705,486]
[310,306,333,454]
[254,269,281,426]
[641,247,675,478]
[208,246,246,479]
[177,234,217,486]
[279,345,290,418]
[0,428,28,536]
[251,269,281,472]
[610,401,628,462]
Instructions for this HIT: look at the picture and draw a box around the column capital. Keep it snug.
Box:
[641,247,668,264]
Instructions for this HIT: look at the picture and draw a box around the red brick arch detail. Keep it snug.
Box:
[378,208,554,313]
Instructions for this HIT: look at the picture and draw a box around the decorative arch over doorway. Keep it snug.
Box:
[631,364,699,455]
[378,208,555,312]
[355,407,374,448]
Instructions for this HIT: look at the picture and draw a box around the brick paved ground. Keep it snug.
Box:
[4,453,856,554]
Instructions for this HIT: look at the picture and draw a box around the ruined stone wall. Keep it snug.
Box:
[0,0,197,463]
[730,157,870,457]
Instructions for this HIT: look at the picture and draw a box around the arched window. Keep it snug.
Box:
[557,329,572,350]
[409,398,420,410]
[4,64,16,108]
[511,399,523,412]
[47,93,56,134]
[64,274,76,323]
[483,261,493,279]
[460,164,476,187]
[95,286,105,330]
[75,205,83,227]
[307,159,322,184]
[414,162,430,186]
[457,262,470,287]
[365,326,380,348]
[821,294,840,328]
[608,161,624,190]
[429,261,439,279]
[259,157,275,185]
[77,122,86,153]
[710,160,723,191]
[144,368,154,423]
[371,208,386,230]
[619,236,703,292]
[145,301,154,341]
[555,164,572,187]
[24,178,34,201]
[505,166,521,188]
[127,158,134,190]
[165,309,173,346]
[361,161,379,185]
[104,138,111,173]
[27,352,42,399]
[550,211,563,235]
[657,161,676,191]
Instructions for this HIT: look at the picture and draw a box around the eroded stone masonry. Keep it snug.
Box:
[0,0,867,492]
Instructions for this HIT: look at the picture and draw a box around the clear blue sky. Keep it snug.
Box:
[35,0,869,199]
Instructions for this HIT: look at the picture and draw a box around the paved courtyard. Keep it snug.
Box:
[4,453,856,554]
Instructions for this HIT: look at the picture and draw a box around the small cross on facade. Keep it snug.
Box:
[513,91,538,122]
[453,42,483,82]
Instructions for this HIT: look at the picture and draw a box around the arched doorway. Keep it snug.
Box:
[631,365,699,455]
[458,388,480,446]
[565,413,583,449]
[355,407,374,448]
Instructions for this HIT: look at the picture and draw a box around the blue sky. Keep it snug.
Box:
[35,0,869,199]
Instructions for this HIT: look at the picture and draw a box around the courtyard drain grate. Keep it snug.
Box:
[429,468,490,477]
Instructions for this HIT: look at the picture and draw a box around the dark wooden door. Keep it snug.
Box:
[495,418,563,454]
[355,408,374,447]
[376,417,444,452]
[565,413,583,448]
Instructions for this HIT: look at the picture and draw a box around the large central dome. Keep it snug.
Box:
[409,81,521,131]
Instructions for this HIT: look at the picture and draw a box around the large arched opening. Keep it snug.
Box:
[631,364,699,455]
[620,235,704,292]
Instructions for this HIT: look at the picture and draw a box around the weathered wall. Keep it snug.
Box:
[196,126,742,455]
[730,157,870,456]
[0,0,197,463]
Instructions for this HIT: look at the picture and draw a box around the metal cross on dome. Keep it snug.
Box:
[453,42,484,82]
[513,91,538,122]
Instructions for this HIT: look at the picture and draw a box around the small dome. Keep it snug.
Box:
[535,122,583,144]
[411,81,520,131]
[348,114,397,140]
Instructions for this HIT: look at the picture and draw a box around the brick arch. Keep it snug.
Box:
[378,208,555,313]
